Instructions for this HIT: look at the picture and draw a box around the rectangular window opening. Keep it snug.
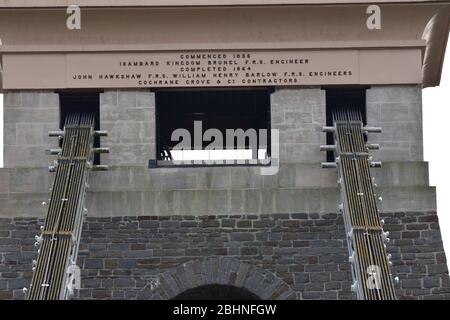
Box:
[155,89,272,166]
[59,92,101,164]
[325,87,368,162]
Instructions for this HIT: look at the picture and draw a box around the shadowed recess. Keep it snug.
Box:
[172,284,261,300]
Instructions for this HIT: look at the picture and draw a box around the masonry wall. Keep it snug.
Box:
[3,91,60,168]
[100,90,155,166]
[0,212,449,300]
[271,88,325,163]
[0,85,444,300]
[2,85,424,168]
[366,85,423,161]
[0,162,436,217]
[272,85,424,163]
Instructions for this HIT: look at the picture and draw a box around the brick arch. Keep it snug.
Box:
[137,257,296,300]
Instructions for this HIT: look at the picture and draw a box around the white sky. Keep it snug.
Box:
[423,38,450,263]
[0,40,449,264]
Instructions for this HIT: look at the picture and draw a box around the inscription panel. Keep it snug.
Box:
[67,50,357,88]
[1,49,422,89]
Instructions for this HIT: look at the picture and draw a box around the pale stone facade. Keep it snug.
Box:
[3,91,60,168]
[0,86,435,218]
[100,90,156,166]
[0,85,448,300]
[2,85,425,167]
[366,85,424,161]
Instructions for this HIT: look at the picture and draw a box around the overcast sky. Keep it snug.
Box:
[423,37,450,263]
[0,38,450,265]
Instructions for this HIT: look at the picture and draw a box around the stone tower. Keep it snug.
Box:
[0,1,449,300]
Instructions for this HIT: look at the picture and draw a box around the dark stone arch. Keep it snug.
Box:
[137,257,296,300]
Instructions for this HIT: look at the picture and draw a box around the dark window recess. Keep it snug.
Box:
[155,89,272,163]
[59,92,101,164]
[173,284,261,300]
[325,88,367,161]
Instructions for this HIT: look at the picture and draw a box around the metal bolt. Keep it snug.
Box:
[349,253,355,263]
